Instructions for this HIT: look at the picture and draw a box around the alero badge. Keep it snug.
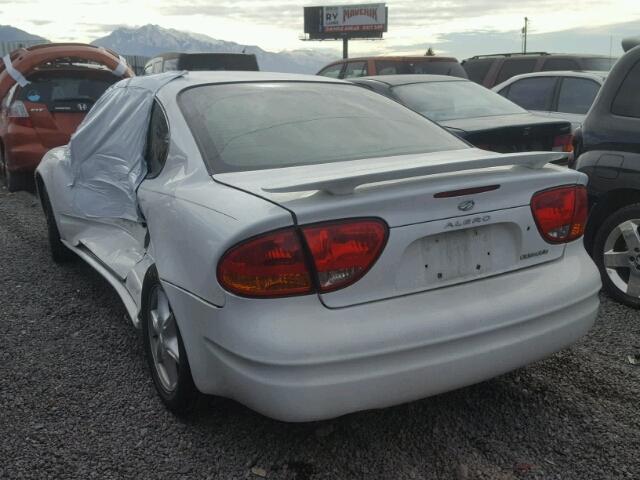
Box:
[457,200,475,212]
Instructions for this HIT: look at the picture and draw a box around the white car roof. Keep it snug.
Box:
[158,70,346,90]
[66,70,349,221]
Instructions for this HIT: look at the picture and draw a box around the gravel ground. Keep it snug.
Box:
[1,188,639,480]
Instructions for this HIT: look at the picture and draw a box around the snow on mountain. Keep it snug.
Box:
[91,24,339,74]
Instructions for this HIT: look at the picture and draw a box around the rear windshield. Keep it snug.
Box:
[178,54,259,72]
[179,82,467,173]
[581,57,616,71]
[18,72,116,111]
[375,60,467,78]
[392,80,526,121]
[462,59,493,83]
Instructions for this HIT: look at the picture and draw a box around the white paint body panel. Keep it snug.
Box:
[36,72,601,421]
[163,241,600,421]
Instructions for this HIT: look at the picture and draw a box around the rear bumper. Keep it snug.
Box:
[4,129,48,173]
[163,242,601,422]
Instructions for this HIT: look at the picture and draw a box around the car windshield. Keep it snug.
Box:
[18,72,115,108]
[179,82,467,173]
[391,80,526,121]
[376,60,466,78]
[179,54,258,71]
[582,57,616,71]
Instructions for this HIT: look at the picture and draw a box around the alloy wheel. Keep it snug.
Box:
[148,285,180,393]
[603,219,640,298]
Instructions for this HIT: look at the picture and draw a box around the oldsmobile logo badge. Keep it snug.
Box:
[457,200,475,212]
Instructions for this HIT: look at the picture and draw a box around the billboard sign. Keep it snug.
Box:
[322,4,386,33]
[304,3,387,39]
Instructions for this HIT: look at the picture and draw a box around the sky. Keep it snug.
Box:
[1,0,640,58]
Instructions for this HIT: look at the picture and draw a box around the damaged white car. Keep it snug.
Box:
[36,72,601,421]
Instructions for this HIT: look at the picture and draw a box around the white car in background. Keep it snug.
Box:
[36,72,601,422]
[493,71,607,131]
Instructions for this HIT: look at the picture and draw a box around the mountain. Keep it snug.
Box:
[91,24,338,74]
[0,24,48,43]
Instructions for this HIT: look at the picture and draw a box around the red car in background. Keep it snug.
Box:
[0,43,133,191]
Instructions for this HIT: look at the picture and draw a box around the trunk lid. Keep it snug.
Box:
[25,101,85,148]
[214,148,584,308]
[19,69,119,148]
[440,113,572,154]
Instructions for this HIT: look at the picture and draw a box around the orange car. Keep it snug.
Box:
[0,43,133,191]
[317,56,468,80]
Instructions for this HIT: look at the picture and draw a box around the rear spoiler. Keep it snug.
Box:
[263,151,566,196]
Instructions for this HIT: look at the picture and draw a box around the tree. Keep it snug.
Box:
[425,47,435,56]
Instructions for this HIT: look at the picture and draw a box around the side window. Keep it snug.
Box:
[612,60,640,118]
[462,59,493,83]
[557,78,600,114]
[375,60,401,75]
[163,58,179,71]
[1,84,17,111]
[343,61,368,78]
[153,59,163,74]
[145,101,170,178]
[506,77,557,110]
[495,58,538,84]
[317,63,343,78]
[497,85,510,98]
[541,58,580,71]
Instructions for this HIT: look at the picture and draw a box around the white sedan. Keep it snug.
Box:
[36,72,601,422]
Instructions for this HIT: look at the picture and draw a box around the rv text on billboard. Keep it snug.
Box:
[322,3,386,33]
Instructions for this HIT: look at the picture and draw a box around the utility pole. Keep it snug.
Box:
[522,17,529,54]
[342,36,348,59]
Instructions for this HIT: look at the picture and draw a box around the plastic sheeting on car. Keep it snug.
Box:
[68,71,184,221]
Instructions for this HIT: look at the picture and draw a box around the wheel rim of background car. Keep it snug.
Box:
[603,219,640,298]
[148,285,180,392]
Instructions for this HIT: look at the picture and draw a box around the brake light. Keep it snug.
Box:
[8,100,32,128]
[552,134,573,153]
[217,228,312,297]
[217,218,388,298]
[301,219,388,293]
[531,185,587,244]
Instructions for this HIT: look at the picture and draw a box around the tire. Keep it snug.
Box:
[1,149,30,192]
[39,185,75,263]
[142,272,200,414]
[5,168,31,192]
[593,203,640,308]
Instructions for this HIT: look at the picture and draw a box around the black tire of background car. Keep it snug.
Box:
[5,169,31,192]
[1,149,31,192]
[39,185,75,263]
[141,270,201,414]
[593,203,640,309]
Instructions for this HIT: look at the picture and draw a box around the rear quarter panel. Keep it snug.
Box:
[138,94,295,307]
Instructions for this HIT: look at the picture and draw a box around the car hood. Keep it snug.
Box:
[438,113,569,133]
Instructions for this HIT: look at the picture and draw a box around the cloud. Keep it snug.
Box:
[160,0,607,31]
[160,2,304,28]
[77,22,129,34]
[386,19,640,59]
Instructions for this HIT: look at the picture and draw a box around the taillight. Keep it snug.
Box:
[216,228,313,297]
[301,219,388,293]
[217,218,388,298]
[552,134,573,153]
[8,100,32,128]
[531,185,587,244]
